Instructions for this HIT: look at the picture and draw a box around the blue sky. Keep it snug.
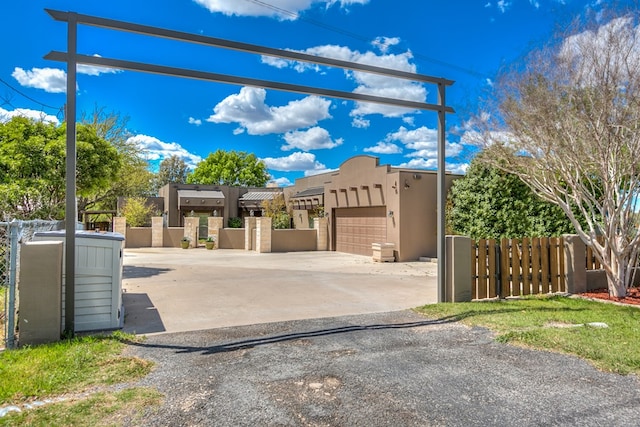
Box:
[0,0,616,186]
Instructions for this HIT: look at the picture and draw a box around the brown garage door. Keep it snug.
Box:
[334,207,387,256]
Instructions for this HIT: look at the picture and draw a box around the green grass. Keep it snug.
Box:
[0,332,153,405]
[416,295,640,375]
[0,387,163,427]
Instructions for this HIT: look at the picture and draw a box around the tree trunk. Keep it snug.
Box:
[607,257,628,298]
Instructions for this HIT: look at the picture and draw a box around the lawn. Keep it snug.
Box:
[0,332,160,426]
[416,295,640,375]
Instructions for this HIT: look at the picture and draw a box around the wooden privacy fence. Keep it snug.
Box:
[472,237,566,300]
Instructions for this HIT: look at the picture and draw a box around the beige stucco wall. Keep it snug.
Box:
[272,229,317,252]
[292,209,310,229]
[218,229,245,249]
[163,228,184,248]
[126,228,152,248]
[324,156,391,251]
[397,171,458,261]
[288,155,460,261]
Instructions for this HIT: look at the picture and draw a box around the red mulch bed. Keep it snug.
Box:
[579,287,640,305]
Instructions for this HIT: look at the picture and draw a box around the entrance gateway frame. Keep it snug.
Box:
[44,9,454,335]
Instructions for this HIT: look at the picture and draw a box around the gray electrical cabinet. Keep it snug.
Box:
[33,231,125,332]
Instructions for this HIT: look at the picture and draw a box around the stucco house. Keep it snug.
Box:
[285,155,460,262]
[157,183,282,228]
[134,155,458,261]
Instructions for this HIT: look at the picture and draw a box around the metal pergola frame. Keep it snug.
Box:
[45,9,454,335]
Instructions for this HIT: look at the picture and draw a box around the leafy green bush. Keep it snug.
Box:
[273,212,291,229]
[228,217,242,228]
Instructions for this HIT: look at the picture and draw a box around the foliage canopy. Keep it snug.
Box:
[187,149,269,187]
[0,116,119,220]
[447,152,576,239]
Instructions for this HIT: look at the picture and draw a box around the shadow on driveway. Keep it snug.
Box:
[123,265,173,279]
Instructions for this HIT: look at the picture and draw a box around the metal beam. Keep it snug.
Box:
[64,13,77,336]
[45,51,455,114]
[46,9,455,313]
[437,83,447,303]
[44,9,455,87]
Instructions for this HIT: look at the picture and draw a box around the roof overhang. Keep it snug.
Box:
[178,190,225,209]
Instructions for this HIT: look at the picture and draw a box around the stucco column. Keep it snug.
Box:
[151,216,163,248]
[563,234,587,294]
[256,217,272,253]
[184,217,199,248]
[445,236,472,302]
[113,217,126,237]
[208,217,224,246]
[314,217,328,251]
[245,217,256,250]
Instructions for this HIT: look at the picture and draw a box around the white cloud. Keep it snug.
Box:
[77,55,122,76]
[281,126,342,151]
[261,151,327,172]
[262,44,426,118]
[371,36,400,54]
[188,117,202,126]
[269,176,293,187]
[207,87,332,135]
[351,117,370,128]
[402,116,415,126]
[382,126,468,171]
[127,134,202,168]
[395,158,468,174]
[13,60,120,94]
[194,0,369,20]
[387,126,463,157]
[497,0,511,12]
[363,142,402,154]
[12,67,67,93]
[0,107,60,125]
[560,17,640,87]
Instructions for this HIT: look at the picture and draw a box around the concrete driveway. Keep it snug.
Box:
[122,248,438,335]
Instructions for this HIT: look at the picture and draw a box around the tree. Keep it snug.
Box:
[120,196,157,227]
[261,193,290,229]
[155,155,189,189]
[78,107,154,214]
[448,151,576,239]
[0,116,119,220]
[469,10,640,297]
[187,149,270,186]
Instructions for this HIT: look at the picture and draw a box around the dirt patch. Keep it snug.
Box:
[579,287,640,305]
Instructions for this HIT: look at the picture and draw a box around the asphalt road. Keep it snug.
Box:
[124,310,640,427]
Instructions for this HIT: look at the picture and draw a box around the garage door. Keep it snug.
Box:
[334,207,387,256]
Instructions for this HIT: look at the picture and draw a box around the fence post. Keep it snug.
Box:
[245,217,256,250]
[255,217,272,253]
[314,217,328,251]
[6,221,19,349]
[563,234,587,293]
[183,217,199,248]
[445,236,472,302]
[113,217,126,237]
[151,216,163,248]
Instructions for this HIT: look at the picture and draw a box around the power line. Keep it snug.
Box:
[0,77,61,111]
[242,0,489,79]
